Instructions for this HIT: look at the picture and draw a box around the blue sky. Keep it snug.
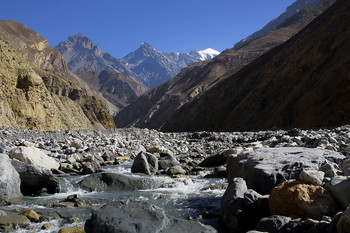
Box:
[2,0,295,58]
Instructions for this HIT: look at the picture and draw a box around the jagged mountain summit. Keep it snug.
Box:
[114,0,336,130]
[120,42,219,87]
[56,36,219,88]
[56,34,133,76]
[162,0,350,131]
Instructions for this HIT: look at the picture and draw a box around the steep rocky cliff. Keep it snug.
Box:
[0,21,118,115]
[0,20,69,76]
[162,0,349,131]
[0,37,115,130]
[115,0,336,130]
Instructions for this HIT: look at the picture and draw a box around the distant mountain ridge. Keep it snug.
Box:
[56,34,134,75]
[56,35,219,88]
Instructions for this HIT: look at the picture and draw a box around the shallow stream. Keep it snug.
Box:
[2,161,227,232]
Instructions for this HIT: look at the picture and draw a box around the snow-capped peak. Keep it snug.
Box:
[197,48,220,61]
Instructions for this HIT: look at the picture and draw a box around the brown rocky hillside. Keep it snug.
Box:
[0,38,115,130]
[162,0,350,131]
[0,20,118,115]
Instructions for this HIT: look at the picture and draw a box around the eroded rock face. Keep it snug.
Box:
[0,38,115,130]
[269,180,336,218]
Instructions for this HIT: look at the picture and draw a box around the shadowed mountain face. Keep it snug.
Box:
[162,0,350,132]
[234,0,325,49]
[114,0,336,130]
[77,71,148,109]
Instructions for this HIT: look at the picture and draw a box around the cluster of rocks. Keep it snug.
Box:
[0,125,350,232]
[221,147,350,233]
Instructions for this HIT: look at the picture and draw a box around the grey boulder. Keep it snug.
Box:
[325,176,350,209]
[11,160,60,195]
[85,199,216,233]
[199,152,226,167]
[158,155,179,171]
[255,215,291,233]
[220,178,247,232]
[131,151,158,175]
[79,172,160,192]
[0,154,21,203]
[337,206,350,233]
[227,147,344,194]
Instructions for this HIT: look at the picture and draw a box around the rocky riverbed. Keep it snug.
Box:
[0,126,350,232]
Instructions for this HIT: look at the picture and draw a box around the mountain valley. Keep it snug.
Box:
[0,0,350,232]
[115,0,337,130]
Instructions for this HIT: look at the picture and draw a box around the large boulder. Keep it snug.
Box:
[269,180,336,218]
[158,155,179,171]
[199,152,226,167]
[131,151,158,175]
[0,154,22,203]
[325,176,350,209]
[85,200,216,233]
[9,147,59,170]
[227,147,344,194]
[255,215,291,233]
[11,160,60,195]
[79,172,160,192]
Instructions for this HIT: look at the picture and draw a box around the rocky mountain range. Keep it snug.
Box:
[115,0,337,130]
[0,20,115,130]
[162,0,349,131]
[56,35,219,88]
[119,42,219,87]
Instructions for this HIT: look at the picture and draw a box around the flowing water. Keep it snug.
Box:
[2,161,227,232]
